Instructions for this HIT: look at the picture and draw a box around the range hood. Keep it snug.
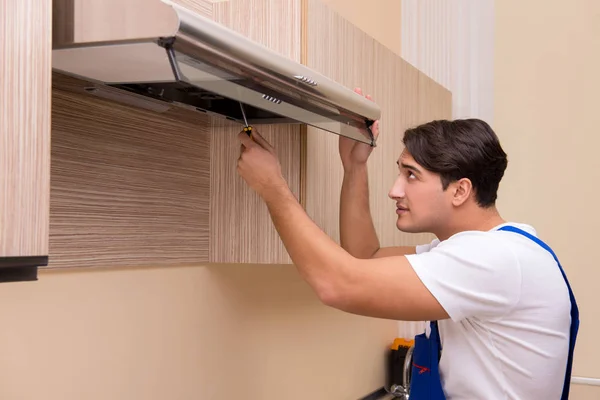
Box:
[52,0,380,145]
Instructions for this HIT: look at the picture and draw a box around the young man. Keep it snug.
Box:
[236,90,577,399]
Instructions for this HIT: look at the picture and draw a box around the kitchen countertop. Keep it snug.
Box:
[358,387,401,399]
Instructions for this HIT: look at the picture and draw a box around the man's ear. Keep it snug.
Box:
[451,178,473,206]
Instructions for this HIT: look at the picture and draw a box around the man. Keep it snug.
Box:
[236,89,577,399]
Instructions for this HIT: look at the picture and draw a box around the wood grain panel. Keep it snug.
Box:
[212,0,301,62]
[303,1,375,241]
[49,83,211,268]
[0,0,51,257]
[321,0,402,56]
[304,0,452,247]
[173,0,214,17]
[52,72,214,129]
[209,121,302,263]
[208,0,303,263]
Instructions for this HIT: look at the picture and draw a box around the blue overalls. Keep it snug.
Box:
[408,225,580,399]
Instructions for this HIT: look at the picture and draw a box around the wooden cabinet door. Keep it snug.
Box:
[49,0,303,267]
[0,0,52,279]
[302,0,452,248]
[208,0,304,264]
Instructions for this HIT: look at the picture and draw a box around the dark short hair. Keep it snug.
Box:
[402,118,508,207]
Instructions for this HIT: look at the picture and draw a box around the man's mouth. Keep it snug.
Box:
[396,205,409,214]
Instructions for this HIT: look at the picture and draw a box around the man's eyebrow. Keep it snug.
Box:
[397,161,422,174]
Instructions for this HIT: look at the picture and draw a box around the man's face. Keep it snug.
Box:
[388,150,452,233]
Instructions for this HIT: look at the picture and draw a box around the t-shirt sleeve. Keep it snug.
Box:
[405,232,522,322]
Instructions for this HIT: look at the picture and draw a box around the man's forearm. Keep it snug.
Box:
[262,183,355,300]
[340,164,381,258]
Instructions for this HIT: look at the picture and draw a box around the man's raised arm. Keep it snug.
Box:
[339,162,381,257]
[339,89,415,259]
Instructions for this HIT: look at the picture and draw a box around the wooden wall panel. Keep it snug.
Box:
[304,0,452,248]
[50,0,303,266]
[320,0,402,56]
[172,0,213,18]
[302,2,375,242]
[209,121,302,263]
[0,0,51,257]
[212,0,301,62]
[209,0,303,263]
[49,78,211,269]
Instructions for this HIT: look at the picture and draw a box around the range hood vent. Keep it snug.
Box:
[52,1,380,145]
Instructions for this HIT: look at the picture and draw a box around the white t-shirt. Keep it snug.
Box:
[405,222,571,400]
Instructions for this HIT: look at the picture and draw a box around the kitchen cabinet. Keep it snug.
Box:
[46,0,450,269]
[208,0,303,264]
[50,77,212,268]
[50,0,302,267]
[320,0,403,56]
[303,0,451,247]
[0,0,52,279]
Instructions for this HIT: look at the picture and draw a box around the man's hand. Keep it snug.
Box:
[237,129,289,200]
[339,88,380,170]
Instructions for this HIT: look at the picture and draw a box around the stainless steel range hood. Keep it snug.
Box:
[52,0,380,145]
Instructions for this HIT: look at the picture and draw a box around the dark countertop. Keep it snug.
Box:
[358,387,401,400]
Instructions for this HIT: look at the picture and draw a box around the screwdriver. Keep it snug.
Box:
[239,102,253,137]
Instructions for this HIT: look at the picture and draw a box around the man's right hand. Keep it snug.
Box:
[339,88,380,170]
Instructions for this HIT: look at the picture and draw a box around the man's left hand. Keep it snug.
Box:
[237,129,288,199]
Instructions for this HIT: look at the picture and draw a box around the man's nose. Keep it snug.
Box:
[388,176,405,199]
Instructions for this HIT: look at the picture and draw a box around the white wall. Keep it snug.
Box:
[401,0,494,122]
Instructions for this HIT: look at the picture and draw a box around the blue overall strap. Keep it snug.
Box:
[498,225,580,399]
[409,321,446,399]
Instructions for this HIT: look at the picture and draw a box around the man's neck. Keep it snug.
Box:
[435,205,505,241]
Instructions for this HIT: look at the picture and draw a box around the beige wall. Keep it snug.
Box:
[321,0,402,56]
[0,265,395,400]
[494,0,600,395]
[570,384,600,400]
